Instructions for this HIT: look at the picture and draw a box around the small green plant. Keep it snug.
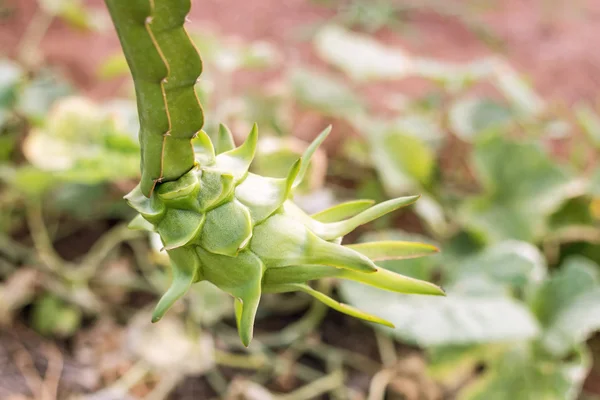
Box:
[106,0,443,346]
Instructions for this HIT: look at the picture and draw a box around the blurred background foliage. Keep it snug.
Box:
[1,0,600,399]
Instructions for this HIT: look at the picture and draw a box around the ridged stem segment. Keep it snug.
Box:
[105,0,204,196]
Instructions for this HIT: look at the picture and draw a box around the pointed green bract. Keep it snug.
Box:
[267,283,395,328]
[341,266,445,296]
[108,2,443,346]
[152,247,201,322]
[294,125,331,189]
[287,195,420,241]
[347,241,439,261]
[217,123,236,155]
[215,124,258,182]
[262,264,444,296]
[192,130,216,166]
[312,199,375,222]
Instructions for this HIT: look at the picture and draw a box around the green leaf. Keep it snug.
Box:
[290,68,364,118]
[340,280,539,346]
[460,135,581,242]
[314,25,412,81]
[532,256,600,357]
[31,294,81,337]
[0,59,22,114]
[461,344,590,400]
[446,240,547,293]
[366,116,439,194]
[427,344,507,385]
[590,168,600,197]
[492,62,544,116]
[17,71,72,121]
[340,229,539,346]
[449,97,513,142]
[21,97,140,187]
[575,104,600,148]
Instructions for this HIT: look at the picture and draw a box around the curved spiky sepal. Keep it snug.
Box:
[125,124,444,346]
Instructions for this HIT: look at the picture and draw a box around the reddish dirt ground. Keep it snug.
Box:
[1,0,600,105]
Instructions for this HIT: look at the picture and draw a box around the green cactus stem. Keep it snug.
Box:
[105,0,204,196]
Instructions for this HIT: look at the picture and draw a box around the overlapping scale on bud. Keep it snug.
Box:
[126,124,444,346]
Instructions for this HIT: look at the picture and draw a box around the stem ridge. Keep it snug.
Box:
[106,0,204,196]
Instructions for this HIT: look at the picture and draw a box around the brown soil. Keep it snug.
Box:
[1,0,600,105]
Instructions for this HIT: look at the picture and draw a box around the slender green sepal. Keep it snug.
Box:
[263,264,445,296]
[285,195,420,241]
[342,266,445,296]
[347,241,439,261]
[294,125,331,189]
[152,247,201,322]
[315,195,420,240]
[217,123,236,154]
[235,278,262,347]
[312,199,375,222]
[192,130,216,166]
[267,283,394,328]
[215,123,258,182]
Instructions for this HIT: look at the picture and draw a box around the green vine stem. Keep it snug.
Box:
[105,0,204,196]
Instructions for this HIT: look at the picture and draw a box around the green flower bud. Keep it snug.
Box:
[126,125,444,346]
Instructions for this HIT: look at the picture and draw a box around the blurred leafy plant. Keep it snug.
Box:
[286,24,600,398]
